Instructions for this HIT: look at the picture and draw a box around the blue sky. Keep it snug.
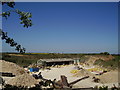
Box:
[2,2,118,54]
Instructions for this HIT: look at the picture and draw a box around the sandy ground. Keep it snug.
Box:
[31,65,118,88]
[1,64,118,88]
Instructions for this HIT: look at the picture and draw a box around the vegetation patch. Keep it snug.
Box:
[93,56,120,70]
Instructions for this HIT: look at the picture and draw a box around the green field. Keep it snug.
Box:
[1,53,120,69]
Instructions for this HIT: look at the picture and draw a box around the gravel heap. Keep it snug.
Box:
[0,60,26,76]
[7,73,39,87]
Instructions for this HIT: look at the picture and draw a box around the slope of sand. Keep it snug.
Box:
[0,60,26,76]
[7,73,39,87]
[73,69,95,77]
[99,70,118,84]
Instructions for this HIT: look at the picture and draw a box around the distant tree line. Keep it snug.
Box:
[100,52,110,55]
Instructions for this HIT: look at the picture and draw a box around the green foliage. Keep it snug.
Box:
[79,56,89,63]
[2,9,32,28]
[2,53,119,68]
[94,56,119,70]
[94,59,105,65]
[2,53,84,66]
[2,11,10,19]
[15,9,32,28]
[2,54,38,67]
[1,29,26,53]
[100,52,110,55]
[1,2,32,53]
[2,2,15,8]
[98,85,108,90]
[94,85,109,90]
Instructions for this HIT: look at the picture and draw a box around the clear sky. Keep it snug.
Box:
[2,2,118,54]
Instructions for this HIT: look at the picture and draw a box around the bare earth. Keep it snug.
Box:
[32,65,118,88]
[1,60,118,88]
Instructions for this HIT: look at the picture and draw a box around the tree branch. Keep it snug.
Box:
[0,29,26,53]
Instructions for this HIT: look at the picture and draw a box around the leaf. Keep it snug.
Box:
[6,2,15,8]
[2,12,11,19]
[15,10,33,28]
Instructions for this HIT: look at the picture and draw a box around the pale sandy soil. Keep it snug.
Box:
[0,60,26,76]
[31,65,118,88]
[2,64,118,88]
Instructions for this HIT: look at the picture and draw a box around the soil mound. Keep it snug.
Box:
[84,55,115,66]
[73,69,95,77]
[94,55,114,61]
[0,60,26,76]
[99,71,118,84]
[7,73,39,87]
